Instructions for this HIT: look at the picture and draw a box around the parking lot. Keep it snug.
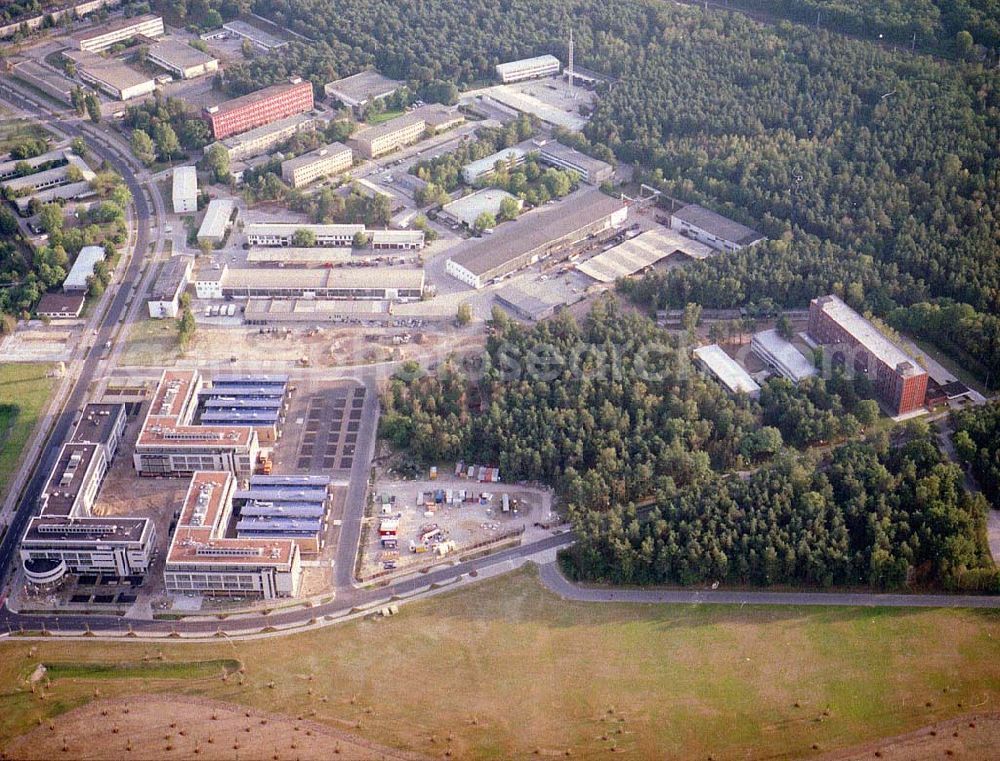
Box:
[271,379,369,474]
[360,475,556,578]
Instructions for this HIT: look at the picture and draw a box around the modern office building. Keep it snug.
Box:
[172,165,197,213]
[232,474,332,555]
[147,38,219,79]
[211,112,320,162]
[63,245,105,292]
[133,370,261,477]
[19,402,157,585]
[195,265,424,302]
[495,54,561,83]
[807,294,928,415]
[280,142,352,188]
[163,471,301,599]
[63,50,156,101]
[147,256,193,319]
[670,204,765,252]
[204,78,314,140]
[693,344,762,399]
[348,113,425,159]
[461,148,527,185]
[750,329,817,384]
[221,20,287,51]
[75,14,163,52]
[324,70,401,111]
[196,199,236,245]
[538,142,613,185]
[197,374,289,444]
[446,188,628,288]
[245,222,364,248]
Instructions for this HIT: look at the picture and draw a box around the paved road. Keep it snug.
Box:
[537,561,1000,609]
[0,81,160,596]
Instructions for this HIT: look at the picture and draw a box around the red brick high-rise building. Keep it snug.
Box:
[808,294,927,415]
[205,78,314,140]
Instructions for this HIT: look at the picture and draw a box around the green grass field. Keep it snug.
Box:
[367,109,405,125]
[0,118,52,155]
[0,363,56,502]
[1,566,998,757]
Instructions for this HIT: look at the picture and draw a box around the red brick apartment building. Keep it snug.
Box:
[205,78,314,139]
[808,294,928,415]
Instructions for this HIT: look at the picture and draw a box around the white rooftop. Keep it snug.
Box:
[64,245,105,290]
[197,199,235,240]
[693,344,761,396]
[173,166,197,199]
[496,55,561,76]
[751,329,817,383]
[577,228,713,283]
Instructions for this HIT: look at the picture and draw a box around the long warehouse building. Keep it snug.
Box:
[194,265,424,302]
[446,188,628,288]
[75,13,163,52]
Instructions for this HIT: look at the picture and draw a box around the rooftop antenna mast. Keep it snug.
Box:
[567,27,575,98]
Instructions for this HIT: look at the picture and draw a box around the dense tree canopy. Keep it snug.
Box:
[382,302,994,590]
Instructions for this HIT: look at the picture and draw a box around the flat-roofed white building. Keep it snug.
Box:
[441,188,522,228]
[63,245,105,292]
[324,70,402,110]
[496,54,560,83]
[75,13,163,52]
[670,204,765,252]
[280,142,352,188]
[246,222,364,248]
[197,198,236,245]
[751,328,817,384]
[692,344,761,399]
[461,148,526,185]
[206,265,425,302]
[172,166,197,213]
[348,113,426,159]
[221,20,287,51]
[148,256,193,318]
[63,50,155,101]
[147,38,219,79]
[538,141,613,185]
[370,229,425,251]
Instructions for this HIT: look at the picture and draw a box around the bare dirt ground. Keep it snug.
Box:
[818,712,1000,760]
[1,695,426,761]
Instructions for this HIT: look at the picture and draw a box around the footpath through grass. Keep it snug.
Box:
[0,363,56,502]
[1,566,998,758]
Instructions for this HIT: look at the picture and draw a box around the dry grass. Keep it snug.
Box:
[1,566,998,759]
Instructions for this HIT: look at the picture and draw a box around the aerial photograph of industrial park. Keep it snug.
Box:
[0,0,998,758]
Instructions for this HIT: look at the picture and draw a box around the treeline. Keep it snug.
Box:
[888,300,1000,388]
[381,302,994,590]
[953,403,1000,506]
[563,433,994,590]
[732,0,1000,53]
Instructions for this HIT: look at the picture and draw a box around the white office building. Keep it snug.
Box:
[751,329,818,384]
[172,166,198,213]
[496,55,561,83]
